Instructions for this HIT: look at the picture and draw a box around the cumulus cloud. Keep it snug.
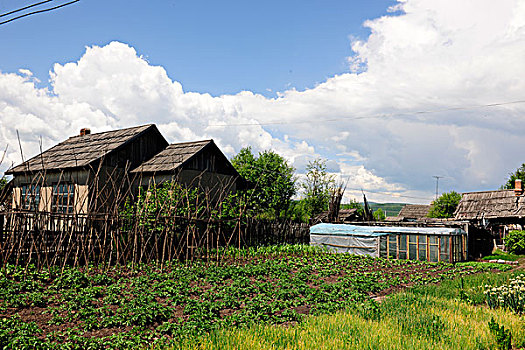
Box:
[2,0,525,204]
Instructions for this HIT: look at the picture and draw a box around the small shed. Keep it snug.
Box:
[310,223,467,262]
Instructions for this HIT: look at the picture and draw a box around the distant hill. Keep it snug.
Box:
[340,202,408,217]
[368,203,407,217]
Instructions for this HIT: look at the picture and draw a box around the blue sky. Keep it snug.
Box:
[0,0,396,96]
[1,0,525,203]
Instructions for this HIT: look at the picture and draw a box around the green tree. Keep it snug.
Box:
[301,158,335,217]
[0,177,6,192]
[373,208,386,221]
[231,147,296,219]
[427,191,462,218]
[502,163,525,189]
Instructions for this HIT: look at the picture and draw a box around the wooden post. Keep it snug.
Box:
[426,235,429,261]
[438,235,441,262]
[384,235,389,259]
[449,236,453,263]
[396,235,400,259]
[416,235,419,261]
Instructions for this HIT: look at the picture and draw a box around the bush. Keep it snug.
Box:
[504,230,525,254]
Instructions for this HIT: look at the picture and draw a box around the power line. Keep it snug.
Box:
[207,99,525,127]
[0,0,79,26]
[239,161,433,201]
[0,0,53,18]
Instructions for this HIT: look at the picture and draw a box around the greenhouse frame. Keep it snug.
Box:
[310,223,468,262]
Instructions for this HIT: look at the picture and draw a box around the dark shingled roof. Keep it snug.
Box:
[454,190,525,220]
[398,204,431,219]
[314,208,360,224]
[130,140,212,173]
[6,124,155,174]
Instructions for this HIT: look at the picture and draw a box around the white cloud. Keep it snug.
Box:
[2,0,525,205]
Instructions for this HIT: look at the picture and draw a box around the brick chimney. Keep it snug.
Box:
[80,128,91,136]
[515,179,523,196]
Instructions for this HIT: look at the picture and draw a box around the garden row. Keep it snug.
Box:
[182,271,525,349]
[0,245,512,349]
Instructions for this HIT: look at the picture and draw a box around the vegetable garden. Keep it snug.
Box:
[0,245,514,349]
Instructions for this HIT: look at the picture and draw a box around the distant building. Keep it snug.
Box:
[397,204,431,221]
[314,208,361,224]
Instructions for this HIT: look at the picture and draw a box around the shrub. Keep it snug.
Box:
[488,317,512,350]
[504,230,525,254]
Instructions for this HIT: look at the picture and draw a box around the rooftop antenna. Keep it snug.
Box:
[432,175,444,200]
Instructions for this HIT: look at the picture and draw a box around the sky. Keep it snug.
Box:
[1,0,525,204]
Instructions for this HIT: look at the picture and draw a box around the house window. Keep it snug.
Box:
[52,183,75,213]
[20,184,40,210]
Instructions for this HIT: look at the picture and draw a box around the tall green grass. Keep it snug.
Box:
[174,270,525,350]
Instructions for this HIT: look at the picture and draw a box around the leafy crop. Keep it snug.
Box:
[0,245,500,349]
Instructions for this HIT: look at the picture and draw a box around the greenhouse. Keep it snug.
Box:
[310,223,467,262]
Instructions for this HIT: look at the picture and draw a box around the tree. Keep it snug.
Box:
[502,164,525,189]
[231,147,296,218]
[301,158,334,217]
[0,178,6,192]
[427,191,462,218]
[373,208,386,221]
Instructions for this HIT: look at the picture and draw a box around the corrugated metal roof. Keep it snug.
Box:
[130,140,212,173]
[310,223,466,236]
[6,124,156,174]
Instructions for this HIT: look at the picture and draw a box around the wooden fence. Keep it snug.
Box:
[0,210,310,269]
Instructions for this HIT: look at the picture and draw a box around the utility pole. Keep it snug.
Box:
[433,176,443,200]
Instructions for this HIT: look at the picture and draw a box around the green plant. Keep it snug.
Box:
[231,147,296,219]
[428,191,462,218]
[504,230,525,254]
[301,158,334,217]
[484,274,525,314]
[488,317,512,350]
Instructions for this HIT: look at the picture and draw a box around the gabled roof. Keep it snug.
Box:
[6,124,159,174]
[314,208,360,223]
[398,204,431,219]
[130,140,214,173]
[454,190,525,220]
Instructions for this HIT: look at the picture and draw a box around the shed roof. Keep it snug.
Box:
[398,204,431,219]
[310,223,465,236]
[314,208,359,223]
[6,124,159,174]
[454,190,525,220]
[130,140,212,173]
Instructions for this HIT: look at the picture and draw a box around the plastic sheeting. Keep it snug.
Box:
[310,223,465,236]
[310,233,380,256]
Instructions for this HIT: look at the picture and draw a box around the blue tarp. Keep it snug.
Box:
[309,223,465,236]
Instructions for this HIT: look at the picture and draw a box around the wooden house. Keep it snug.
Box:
[454,179,525,255]
[130,139,246,200]
[5,124,168,214]
[5,124,246,216]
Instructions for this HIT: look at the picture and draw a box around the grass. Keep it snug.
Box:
[178,269,525,350]
[481,250,524,262]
